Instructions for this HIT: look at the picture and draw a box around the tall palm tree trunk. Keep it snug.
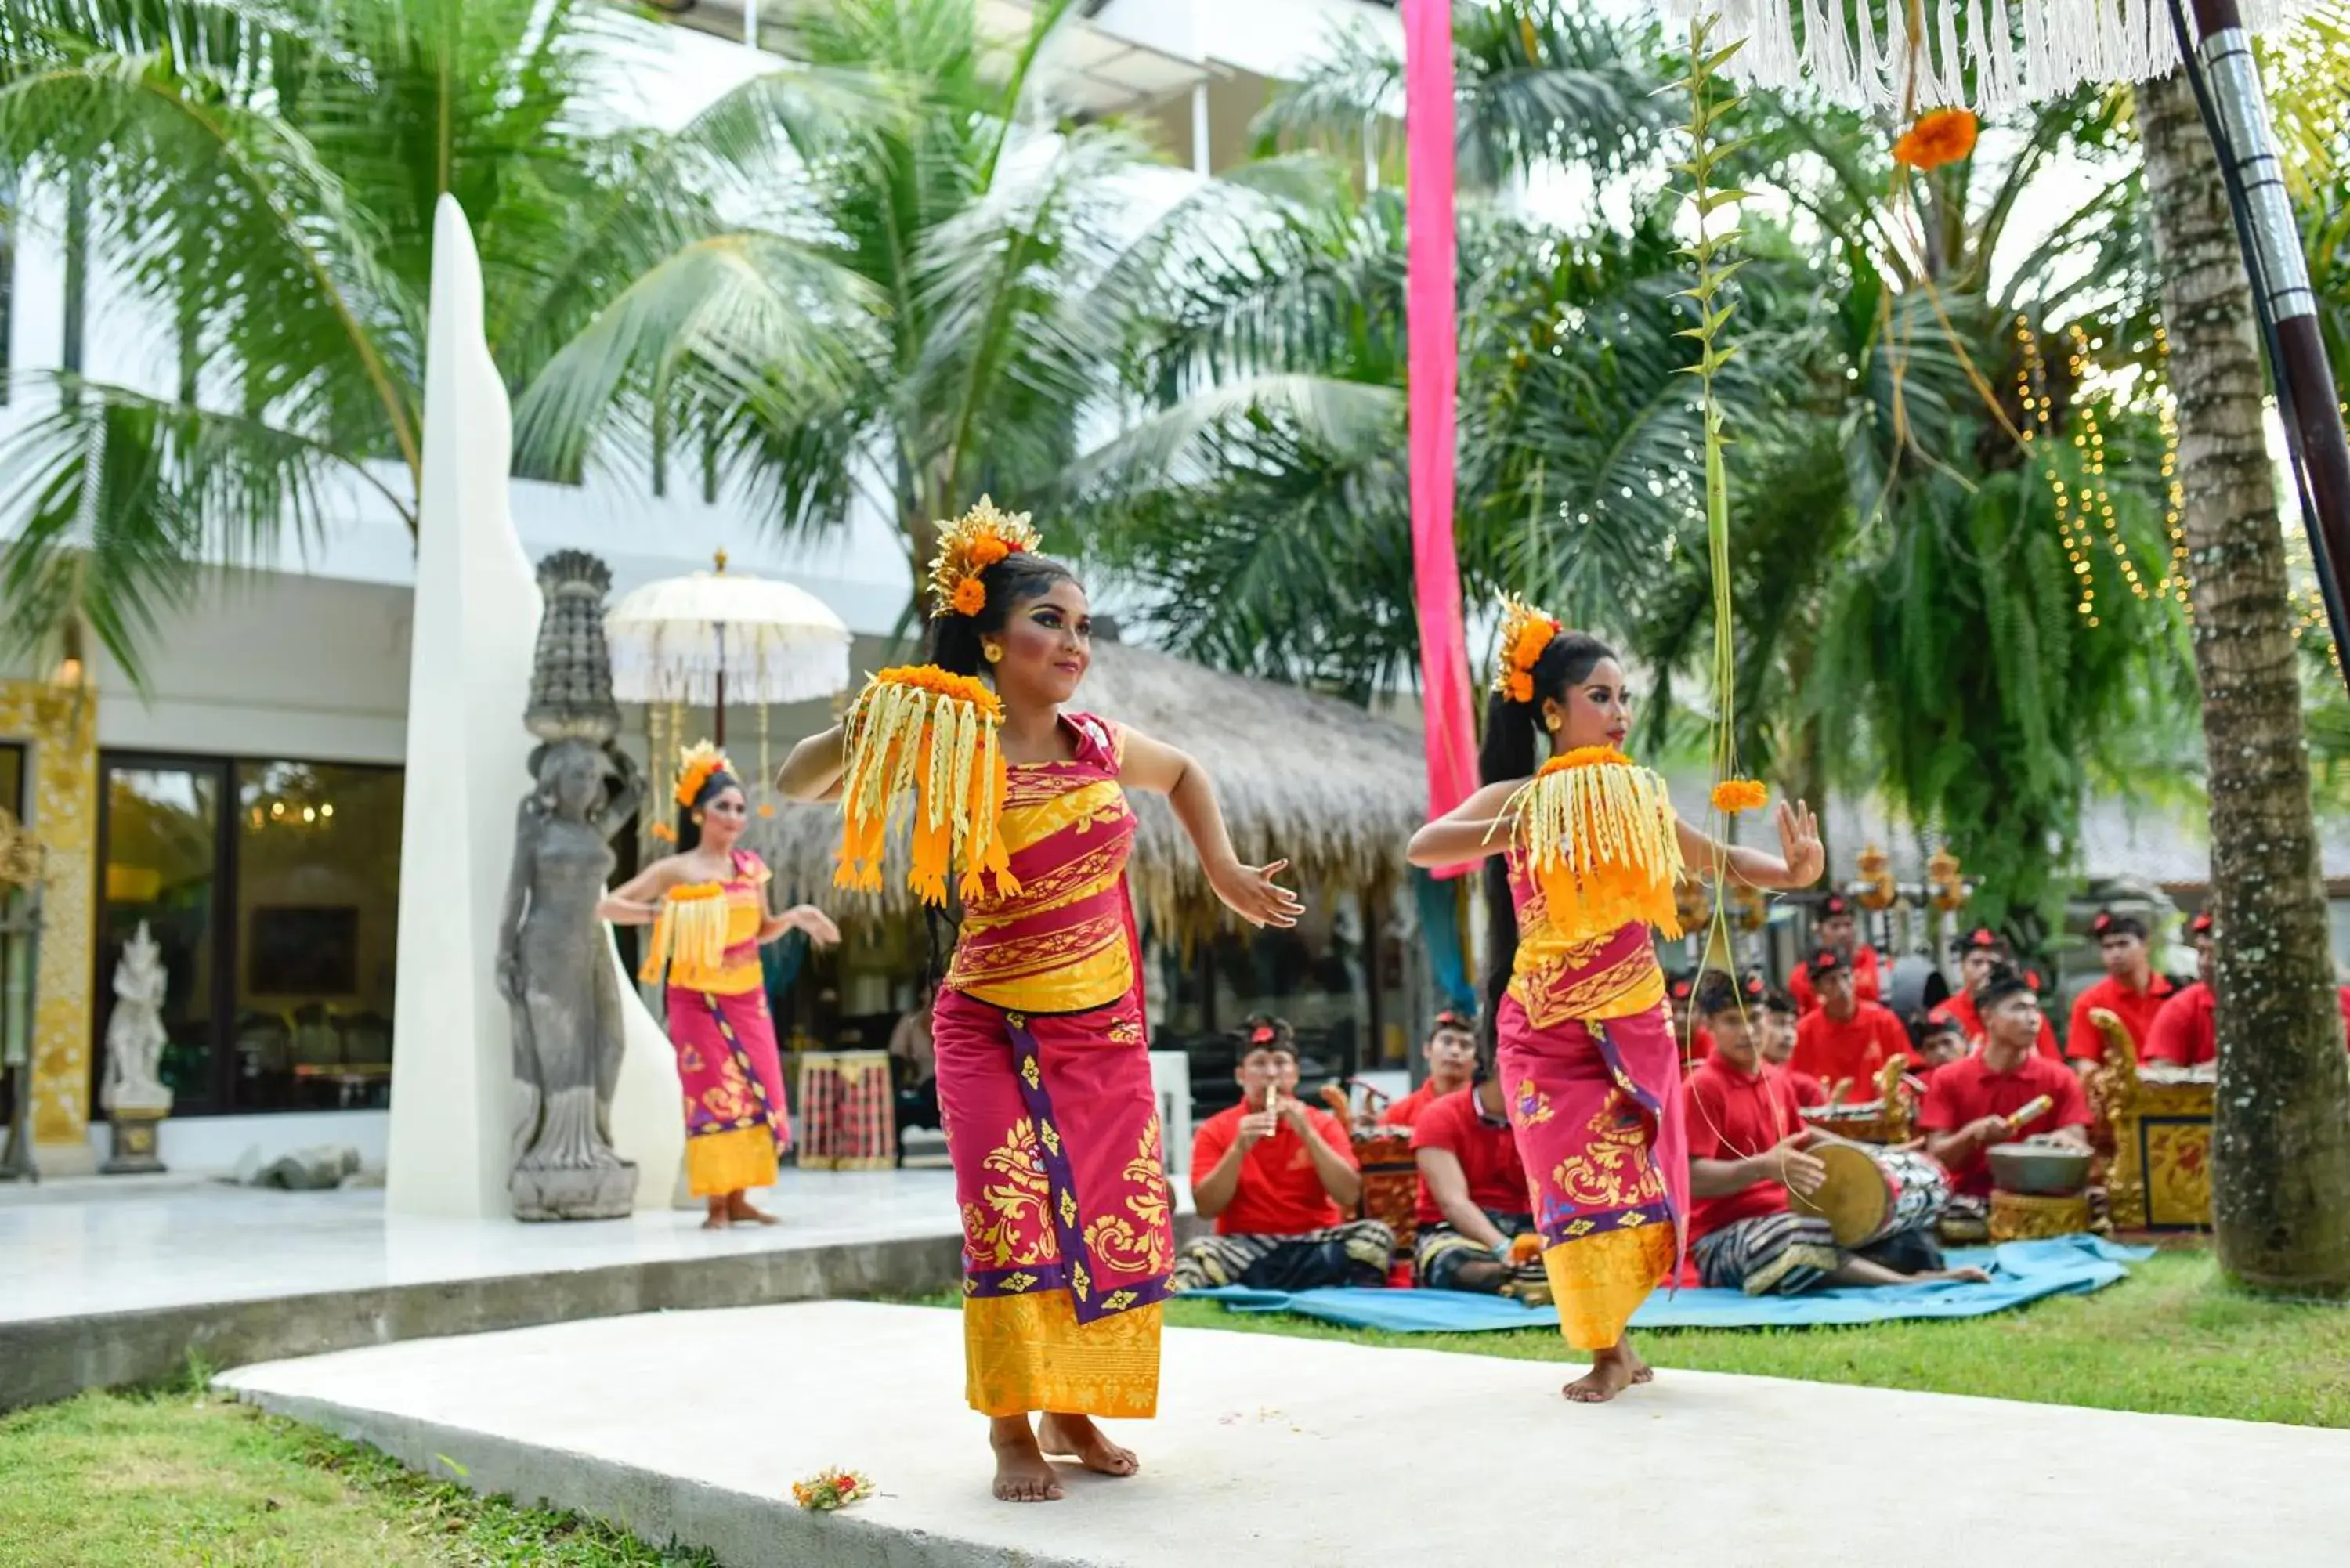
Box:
[2141,69,2350,1297]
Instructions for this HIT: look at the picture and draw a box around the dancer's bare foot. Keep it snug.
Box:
[725,1192,779,1225]
[1622,1335,1655,1385]
[1563,1343,1642,1404]
[1038,1413,1140,1478]
[1926,1266,1992,1284]
[990,1417,1065,1502]
[700,1198,731,1231]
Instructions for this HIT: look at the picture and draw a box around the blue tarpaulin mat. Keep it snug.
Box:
[1180,1235,2154,1333]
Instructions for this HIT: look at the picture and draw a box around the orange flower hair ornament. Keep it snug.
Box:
[672,740,732,810]
[927,496,1042,620]
[833,665,1021,905]
[1491,594,1561,705]
[1893,107,1977,172]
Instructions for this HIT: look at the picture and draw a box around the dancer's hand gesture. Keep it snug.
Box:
[1775,799,1824,887]
[1213,858,1303,930]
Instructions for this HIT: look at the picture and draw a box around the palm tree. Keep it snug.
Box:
[0,0,866,683]
[514,0,1278,585]
[2139,68,2350,1297]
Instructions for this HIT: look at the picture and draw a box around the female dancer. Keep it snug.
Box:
[1408,601,1820,1402]
[602,746,840,1229]
[779,500,1300,1502]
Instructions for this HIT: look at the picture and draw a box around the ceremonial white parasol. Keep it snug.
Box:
[605,551,852,746]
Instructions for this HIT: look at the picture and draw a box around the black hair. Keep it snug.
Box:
[1426,1009,1475,1041]
[1692,968,1744,1020]
[1976,962,2036,1013]
[1477,630,1618,1057]
[2094,911,2149,941]
[1911,1009,1964,1047]
[1238,1016,1299,1060]
[920,549,1083,677]
[1762,988,1798,1018]
[674,767,743,854]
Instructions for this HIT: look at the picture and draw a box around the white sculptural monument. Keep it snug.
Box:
[100,921,172,1172]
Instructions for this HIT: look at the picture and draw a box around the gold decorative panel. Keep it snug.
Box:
[0,681,98,1145]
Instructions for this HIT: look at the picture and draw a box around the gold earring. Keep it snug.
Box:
[984,645,1003,664]
[1544,716,1560,734]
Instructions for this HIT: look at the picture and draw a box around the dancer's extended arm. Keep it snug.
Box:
[1121,728,1301,930]
[1405,780,1522,869]
[1676,798,1824,891]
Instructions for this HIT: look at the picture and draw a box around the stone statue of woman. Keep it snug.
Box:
[498,737,643,1219]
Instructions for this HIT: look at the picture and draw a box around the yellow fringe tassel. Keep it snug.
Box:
[639,883,731,984]
[1503,753,1686,942]
[835,665,1021,906]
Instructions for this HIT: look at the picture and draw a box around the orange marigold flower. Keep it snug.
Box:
[950,574,988,616]
[649,822,677,844]
[1712,778,1770,814]
[1893,107,1978,172]
[967,534,1010,569]
[1506,671,1535,703]
[1537,745,1635,776]
[870,663,1004,719]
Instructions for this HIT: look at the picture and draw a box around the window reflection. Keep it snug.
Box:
[99,764,221,1112]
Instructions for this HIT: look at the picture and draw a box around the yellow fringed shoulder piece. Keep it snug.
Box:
[1503,747,1687,943]
[639,882,731,984]
[833,665,1021,906]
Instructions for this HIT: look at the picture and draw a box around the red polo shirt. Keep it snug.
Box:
[1679,1056,1810,1244]
[1679,1024,1719,1070]
[1917,1050,2092,1198]
[1379,1079,1453,1130]
[1939,988,2063,1060]
[1781,1066,1830,1107]
[1191,1102,1358,1236]
[1790,945,1886,1014]
[2065,972,2178,1062]
[1410,1087,1531,1227]
[1791,1001,1915,1090]
[2143,983,2350,1066]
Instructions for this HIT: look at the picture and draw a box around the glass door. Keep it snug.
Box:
[95,757,228,1113]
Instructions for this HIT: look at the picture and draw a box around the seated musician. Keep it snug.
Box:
[1939,927,2062,1059]
[1671,972,1718,1068]
[2146,911,2350,1065]
[887,980,939,1140]
[2063,911,2176,1073]
[1788,894,1886,1014]
[1791,948,1915,1094]
[1409,1062,1545,1295]
[1379,1010,1479,1129]
[1683,973,1984,1294]
[1918,964,2092,1202]
[1910,1009,1968,1077]
[1755,982,1826,1107]
[1174,1033,1394,1292]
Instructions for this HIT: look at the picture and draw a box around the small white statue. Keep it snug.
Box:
[103,921,174,1115]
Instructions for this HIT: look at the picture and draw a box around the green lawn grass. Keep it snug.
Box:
[1152,1247,2350,1428]
[0,1378,714,1568]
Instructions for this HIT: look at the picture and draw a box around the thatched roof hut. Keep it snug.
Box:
[750,640,1429,940]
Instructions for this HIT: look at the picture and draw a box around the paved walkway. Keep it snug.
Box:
[0,1169,960,1324]
[223,1300,2350,1568]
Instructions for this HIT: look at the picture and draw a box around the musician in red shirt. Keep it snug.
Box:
[1755,985,1828,1106]
[1379,1010,1478,1129]
[1683,973,1983,1294]
[1788,894,1886,1014]
[1409,1071,1544,1296]
[2064,911,2176,1069]
[1918,965,2093,1199]
[1174,1034,1394,1292]
[1791,948,1916,1094]
[1909,1009,1969,1078]
[1939,927,2062,1059]
[1671,972,1718,1068]
[2145,912,2350,1065]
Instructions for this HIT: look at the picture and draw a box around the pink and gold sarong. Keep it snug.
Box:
[644,849,791,1195]
[1499,865,1688,1349]
[935,713,1171,1419]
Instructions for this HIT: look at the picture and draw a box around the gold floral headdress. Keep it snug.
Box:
[926,497,1042,620]
[672,740,732,810]
[1491,595,1560,704]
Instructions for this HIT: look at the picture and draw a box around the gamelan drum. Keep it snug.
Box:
[1790,1139,1950,1248]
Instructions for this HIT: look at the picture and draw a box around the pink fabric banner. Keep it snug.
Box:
[1404,0,1479,870]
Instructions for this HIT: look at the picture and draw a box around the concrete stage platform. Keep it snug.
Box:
[0,1171,968,1411]
[222,1300,2350,1568]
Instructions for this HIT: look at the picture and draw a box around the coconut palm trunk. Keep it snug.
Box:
[2139,68,2350,1296]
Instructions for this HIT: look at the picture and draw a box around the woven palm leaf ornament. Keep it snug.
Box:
[832,501,1041,905]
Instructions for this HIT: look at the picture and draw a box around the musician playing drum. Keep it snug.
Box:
[1682,973,1988,1296]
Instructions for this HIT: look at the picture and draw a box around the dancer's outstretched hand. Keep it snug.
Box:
[1213,858,1303,930]
[1776,798,1824,887]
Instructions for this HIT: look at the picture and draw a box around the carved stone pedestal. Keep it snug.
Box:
[101,1107,168,1175]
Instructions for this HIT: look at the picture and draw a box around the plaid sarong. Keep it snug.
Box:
[1415,1210,1538,1291]
[1171,1219,1394,1292]
[1691,1212,1846,1296]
